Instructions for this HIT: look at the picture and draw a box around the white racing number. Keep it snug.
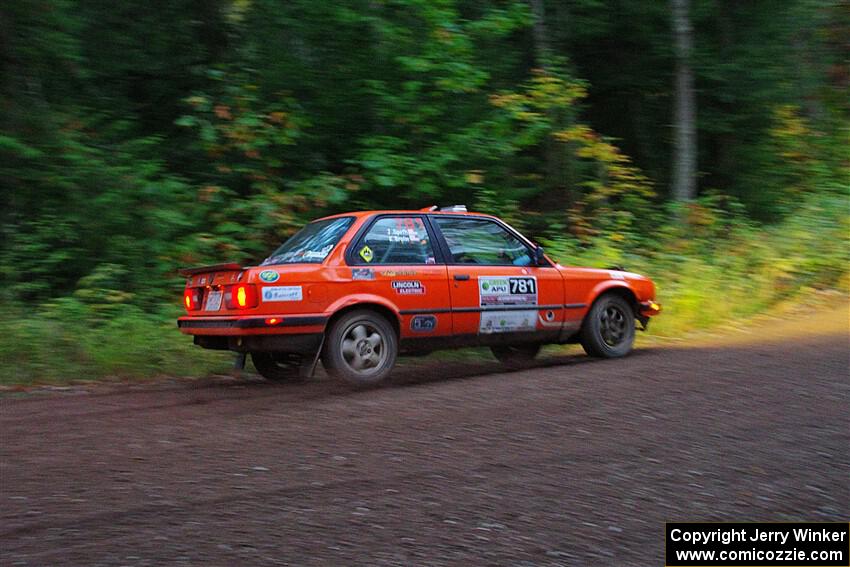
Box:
[509,277,536,295]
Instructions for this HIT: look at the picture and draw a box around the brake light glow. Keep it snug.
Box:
[225,283,258,310]
[183,288,201,311]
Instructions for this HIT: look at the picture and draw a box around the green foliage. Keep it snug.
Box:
[541,189,850,336]
[0,300,231,384]
[489,70,655,236]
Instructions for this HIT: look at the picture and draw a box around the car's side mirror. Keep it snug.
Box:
[535,246,547,266]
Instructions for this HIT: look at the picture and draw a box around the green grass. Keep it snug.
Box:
[0,303,233,385]
[543,191,849,338]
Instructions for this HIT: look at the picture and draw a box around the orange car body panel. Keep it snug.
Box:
[177,210,660,350]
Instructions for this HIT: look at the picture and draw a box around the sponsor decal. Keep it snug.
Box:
[479,310,537,334]
[303,244,334,261]
[386,218,428,244]
[261,286,303,302]
[380,270,417,277]
[359,245,374,263]
[387,227,418,243]
[352,268,374,280]
[479,276,537,306]
[609,271,625,280]
[392,280,425,295]
[410,315,437,333]
[259,269,279,283]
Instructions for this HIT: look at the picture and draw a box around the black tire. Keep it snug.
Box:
[251,352,305,382]
[579,294,636,358]
[322,310,398,385]
[491,344,541,368]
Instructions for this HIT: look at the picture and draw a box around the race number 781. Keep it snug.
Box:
[509,277,536,294]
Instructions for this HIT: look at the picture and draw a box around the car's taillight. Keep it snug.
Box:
[183,288,202,311]
[225,283,258,309]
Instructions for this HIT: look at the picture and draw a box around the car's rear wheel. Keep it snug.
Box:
[252,352,305,382]
[322,310,397,386]
[491,344,541,368]
[579,294,635,358]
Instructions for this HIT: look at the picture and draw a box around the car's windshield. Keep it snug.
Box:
[262,217,354,265]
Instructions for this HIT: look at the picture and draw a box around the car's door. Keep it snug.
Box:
[347,214,453,338]
[430,215,565,342]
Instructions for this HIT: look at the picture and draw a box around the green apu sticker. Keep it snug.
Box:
[359,245,374,262]
[259,270,279,283]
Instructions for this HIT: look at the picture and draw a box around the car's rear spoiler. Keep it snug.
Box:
[178,263,243,277]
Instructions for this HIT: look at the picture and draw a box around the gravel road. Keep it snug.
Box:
[2,305,848,566]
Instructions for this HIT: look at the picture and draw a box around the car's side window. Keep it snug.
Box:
[353,216,437,265]
[433,217,533,266]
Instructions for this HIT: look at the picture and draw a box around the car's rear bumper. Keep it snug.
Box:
[179,314,327,354]
[177,314,328,336]
[192,333,324,354]
[178,314,327,354]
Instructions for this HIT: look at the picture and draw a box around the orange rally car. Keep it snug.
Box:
[178,206,661,385]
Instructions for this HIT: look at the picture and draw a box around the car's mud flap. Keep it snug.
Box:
[232,352,247,377]
[300,334,325,379]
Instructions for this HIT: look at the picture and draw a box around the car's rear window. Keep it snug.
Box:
[262,217,354,265]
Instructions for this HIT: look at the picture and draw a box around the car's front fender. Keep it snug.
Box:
[585,280,638,307]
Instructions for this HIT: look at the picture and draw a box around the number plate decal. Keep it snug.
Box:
[478,276,537,306]
[205,291,223,311]
[410,315,437,333]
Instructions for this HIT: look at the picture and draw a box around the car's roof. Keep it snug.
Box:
[316,209,498,222]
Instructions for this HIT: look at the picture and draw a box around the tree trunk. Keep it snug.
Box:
[529,0,572,208]
[671,0,697,201]
[529,0,551,69]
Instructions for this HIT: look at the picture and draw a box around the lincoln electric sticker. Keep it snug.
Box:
[261,286,303,302]
[392,280,425,295]
[478,276,537,306]
[479,310,537,334]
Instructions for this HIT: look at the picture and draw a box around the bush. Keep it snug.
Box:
[541,190,849,337]
[1,300,231,385]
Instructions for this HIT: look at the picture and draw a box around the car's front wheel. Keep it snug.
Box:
[579,294,636,358]
[251,352,306,382]
[322,310,398,386]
